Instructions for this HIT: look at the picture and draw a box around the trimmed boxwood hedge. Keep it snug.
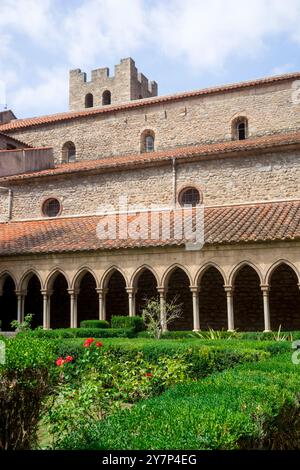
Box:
[60,352,300,450]
[80,320,109,329]
[17,327,136,339]
[111,316,145,332]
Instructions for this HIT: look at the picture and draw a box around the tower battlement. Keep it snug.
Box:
[69,58,158,111]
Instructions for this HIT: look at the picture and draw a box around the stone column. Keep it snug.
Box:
[15,290,25,324]
[224,286,234,331]
[157,287,167,332]
[41,290,52,330]
[126,287,137,317]
[68,289,79,328]
[261,285,271,332]
[190,286,200,331]
[96,288,108,321]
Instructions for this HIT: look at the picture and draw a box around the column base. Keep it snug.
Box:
[263,329,272,333]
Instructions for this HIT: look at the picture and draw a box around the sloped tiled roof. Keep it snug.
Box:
[1,131,300,183]
[0,200,299,256]
[0,71,299,132]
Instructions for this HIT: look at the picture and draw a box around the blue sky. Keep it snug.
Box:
[1,0,300,118]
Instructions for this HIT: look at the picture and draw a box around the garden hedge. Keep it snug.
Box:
[111,315,145,332]
[0,337,57,450]
[60,352,300,450]
[18,327,136,339]
[80,320,109,329]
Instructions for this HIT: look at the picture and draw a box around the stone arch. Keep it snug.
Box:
[45,268,71,291]
[195,262,227,286]
[162,264,193,290]
[102,90,111,105]
[76,270,99,326]
[23,273,43,329]
[232,264,264,331]
[19,269,43,292]
[62,141,76,163]
[131,265,160,288]
[0,272,17,331]
[103,267,128,323]
[132,266,159,316]
[164,265,193,331]
[197,265,227,330]
[72,267,98,290]
[265,260,300,285]
[0,270,17,292]
[47,270,70,329]
[85,93,93,108]
[140,129,155,153]
[269,262,300,330]
[229,261,263,286]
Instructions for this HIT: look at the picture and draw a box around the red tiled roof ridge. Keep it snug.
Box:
[0,199,299,256]
[1,70,300,131]
[1,130,299,183]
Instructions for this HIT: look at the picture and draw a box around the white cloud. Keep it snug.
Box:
[9,67,68,117]
[2,0,300,116]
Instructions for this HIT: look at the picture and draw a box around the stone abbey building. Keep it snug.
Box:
[0,57,300,332]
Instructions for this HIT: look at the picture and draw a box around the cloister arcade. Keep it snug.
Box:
[0,259,299,332]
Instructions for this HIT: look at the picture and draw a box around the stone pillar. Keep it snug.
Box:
[68,289,79,328]
[126,287,137,317]
[224,286,234,331]
[41,290,52,330]
[261,285,271,332]
[190,286,200,331]
[96,288,108,321]
[15,290,25,324]
[157,287,167,332]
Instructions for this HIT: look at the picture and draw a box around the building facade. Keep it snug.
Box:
[0,58,299,332]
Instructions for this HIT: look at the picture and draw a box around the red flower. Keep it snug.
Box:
[83,338,95,348]
[145,372,153,378]
[56,357,64,367]
[65,355,73,363]
[96,341,103,348]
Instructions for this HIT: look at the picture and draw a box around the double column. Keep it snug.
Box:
[126,287,137,317]
[41,289,52,329]
[68,289,80,328]
[15,290,26,324]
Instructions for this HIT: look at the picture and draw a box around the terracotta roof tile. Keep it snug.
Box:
[1,71,300,132]
[1,131,300,183]
[0,200,299,256]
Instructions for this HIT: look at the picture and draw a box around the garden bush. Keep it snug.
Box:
[18,327,136,339]
[60,352,300,450]
[80,320,109,329]
[111,315,145,332]
[0,337,57,450]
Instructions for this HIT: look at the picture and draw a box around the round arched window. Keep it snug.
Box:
[42,198,61,217]
[179,187,201,207]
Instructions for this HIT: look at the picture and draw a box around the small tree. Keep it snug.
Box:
[142,296,183,339]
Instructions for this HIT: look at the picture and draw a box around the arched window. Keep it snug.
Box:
[85,93,93,108]
[42,198,61,218]
[102,90,111,106]
[62,141,76,163]
[232,117,248,141]
[179,187,201,207]
[141,130,155,153]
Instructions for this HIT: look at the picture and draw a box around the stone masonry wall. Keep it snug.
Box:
[69,58,157,111]
[6,79,300,164]
[0,149,299,222]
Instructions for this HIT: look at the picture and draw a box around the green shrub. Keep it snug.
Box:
[80,320,109,329]
[111,316,145,332]
[18,327,136,339]
[0,337,57,450]
[60,352,300,450]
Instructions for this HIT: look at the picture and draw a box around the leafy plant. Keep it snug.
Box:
[11,313,34,332]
